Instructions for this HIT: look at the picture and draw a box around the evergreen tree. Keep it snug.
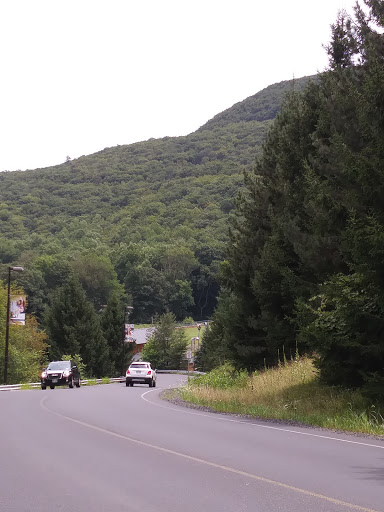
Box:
[44,273,112,377]
[141,313,187,370]
[296,0,384,397]
[194,292,234,371]
[209,0,384,397]
[101,295,134,376]
[218,88,322,369]
[296,273,384,398]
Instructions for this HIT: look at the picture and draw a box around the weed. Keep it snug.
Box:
[190,363,248,390]
[181,357,384,436]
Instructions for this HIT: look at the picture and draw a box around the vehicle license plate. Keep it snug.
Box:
[52,379,58,383]
[135,370,141,374]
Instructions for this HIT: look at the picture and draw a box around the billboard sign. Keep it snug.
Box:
[10,295,26,325]
[124,323,135,342]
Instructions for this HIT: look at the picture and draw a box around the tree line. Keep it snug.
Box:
[198,0,384,402]
[0,275,134,382]
[0,272,190,384]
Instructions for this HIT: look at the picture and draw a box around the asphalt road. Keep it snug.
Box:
[0,374,383,512]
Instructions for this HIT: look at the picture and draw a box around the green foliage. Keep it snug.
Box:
[141,313,188,370]
[181,357,384,435]
[0,282,48,384]
[169,280,195,321]
[181,316,195,325]
[0,76,312,324]
[15,254,71,321]
[71,253,124,311]
[43,274,112,377]
[194,292,236,371]
[296,273,384,396]
[191,363,249,390]
[101,294,134,376]
[61,353,87,379]
[207,0,384,396]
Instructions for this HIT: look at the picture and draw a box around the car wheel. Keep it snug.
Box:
[126,381,129,387]
[50,385,55,389]
[41,385,46,390]
[76,378,81,388]
[130,382,134,387]
[153,380,156,388]
[69,377,74,388]
[149,380,153,387]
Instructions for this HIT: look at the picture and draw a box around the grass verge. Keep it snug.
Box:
[85,378,98,386]
[21,383,33,390]
[179,358,384,437]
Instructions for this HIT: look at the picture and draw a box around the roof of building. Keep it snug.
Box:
[132,327,155,345]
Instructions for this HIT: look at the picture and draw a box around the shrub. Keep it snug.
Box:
[61,353,87,378]
[191,363,249,390]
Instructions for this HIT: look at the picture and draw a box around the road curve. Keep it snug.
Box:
[0,374,383,512]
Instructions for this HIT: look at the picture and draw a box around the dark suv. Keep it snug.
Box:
[41,360,81,390]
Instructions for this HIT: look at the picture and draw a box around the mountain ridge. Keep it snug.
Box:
[0,73,316,320]
[0,74,316,252]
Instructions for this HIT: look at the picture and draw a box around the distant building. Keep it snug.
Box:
[129,328,155,361]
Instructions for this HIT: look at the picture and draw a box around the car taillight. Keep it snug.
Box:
[147,370,151,375]
[126,369,130,375]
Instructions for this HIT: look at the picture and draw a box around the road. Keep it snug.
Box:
[0,374,383,512]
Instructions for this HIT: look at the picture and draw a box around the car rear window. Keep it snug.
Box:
[130,364,148,368]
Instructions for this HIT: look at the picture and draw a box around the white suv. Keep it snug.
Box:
[126,362,157,387]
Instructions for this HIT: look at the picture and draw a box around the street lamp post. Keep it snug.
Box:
[4,266,24,385]
[197,323,202,351]
[123,306,134,374]
[165,337,170,369]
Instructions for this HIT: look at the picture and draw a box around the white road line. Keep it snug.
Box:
[140,389,384,450]
[40,395,380,512]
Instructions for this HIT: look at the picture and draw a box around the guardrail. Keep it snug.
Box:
[156,370,205,375]
[0,371,205,391]
[0,377,125,391]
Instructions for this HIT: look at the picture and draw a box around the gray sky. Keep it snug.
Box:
[0,0,356,172]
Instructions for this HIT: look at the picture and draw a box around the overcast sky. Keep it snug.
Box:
[0,0,356,172]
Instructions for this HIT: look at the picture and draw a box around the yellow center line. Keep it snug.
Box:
[40,396,380,512]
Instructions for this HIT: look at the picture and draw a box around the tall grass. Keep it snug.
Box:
[180,357,384,436]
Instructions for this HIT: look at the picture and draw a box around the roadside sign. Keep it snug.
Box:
[186,350,192,359]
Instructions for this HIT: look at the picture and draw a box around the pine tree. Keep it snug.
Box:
[297,0,384,396]
[210,0,384,393]
[44,273,112,377]
[220,88,323,369]
[101,295,134,376]
[141,313,187,370]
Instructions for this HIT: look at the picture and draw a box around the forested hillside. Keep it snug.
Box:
[2,0,383,400]
[0,75,312,323]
